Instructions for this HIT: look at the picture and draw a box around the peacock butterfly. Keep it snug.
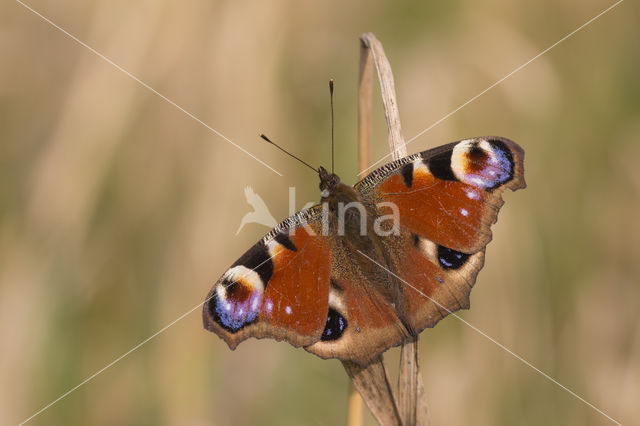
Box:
[203,136,525,366]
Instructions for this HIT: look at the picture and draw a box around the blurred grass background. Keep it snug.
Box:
[1,0,639,425]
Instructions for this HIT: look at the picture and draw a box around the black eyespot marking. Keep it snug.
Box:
[425,150,457,181]
[207,293,218,321]
[400,162,414,188]
[437,245,470,270]
[233,241,273,286]
[321,308,347,341]
[274,232,297,252]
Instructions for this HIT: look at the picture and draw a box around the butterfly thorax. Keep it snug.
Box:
[318,166,371,239]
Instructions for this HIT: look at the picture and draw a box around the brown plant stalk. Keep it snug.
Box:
[343,32,430,426]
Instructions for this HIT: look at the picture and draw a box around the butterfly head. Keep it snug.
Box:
[318,166,341,198]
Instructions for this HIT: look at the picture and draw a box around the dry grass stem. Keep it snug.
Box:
[359,33,406,159]
[346,382,364,426]
[351,32,431,426]
[343,358,402,426]
[358,38,374,172]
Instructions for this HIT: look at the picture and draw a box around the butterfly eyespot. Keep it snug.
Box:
[321,308,347,341]
[451,139,515,190]
[436,245,470,270]
[209,266,265,332]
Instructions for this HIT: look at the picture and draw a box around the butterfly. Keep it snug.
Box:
[203,136,525,366]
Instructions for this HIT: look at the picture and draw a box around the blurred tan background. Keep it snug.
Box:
[1,0,639,425]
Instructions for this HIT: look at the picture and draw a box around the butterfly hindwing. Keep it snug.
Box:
[385,228,487,333]
[304,241,411,365]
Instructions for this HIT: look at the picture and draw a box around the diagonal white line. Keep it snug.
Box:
[356,249,623,426]
[18,251,280,425]
[358,0,624,177]
[14,0,625,424]
[19,205,320,424]
[16,0,283,177]
[18,301,205,425]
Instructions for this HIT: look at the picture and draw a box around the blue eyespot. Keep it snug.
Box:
[211,280,262,332]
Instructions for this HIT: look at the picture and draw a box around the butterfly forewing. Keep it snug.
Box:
[203,206,332,349]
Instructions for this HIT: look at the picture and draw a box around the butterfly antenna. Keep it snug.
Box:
[329,79,335,174]
[259,133,318,173]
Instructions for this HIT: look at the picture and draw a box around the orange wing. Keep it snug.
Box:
[357,136,525,334]
[203,206,332,349]
[357,137,525,253]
